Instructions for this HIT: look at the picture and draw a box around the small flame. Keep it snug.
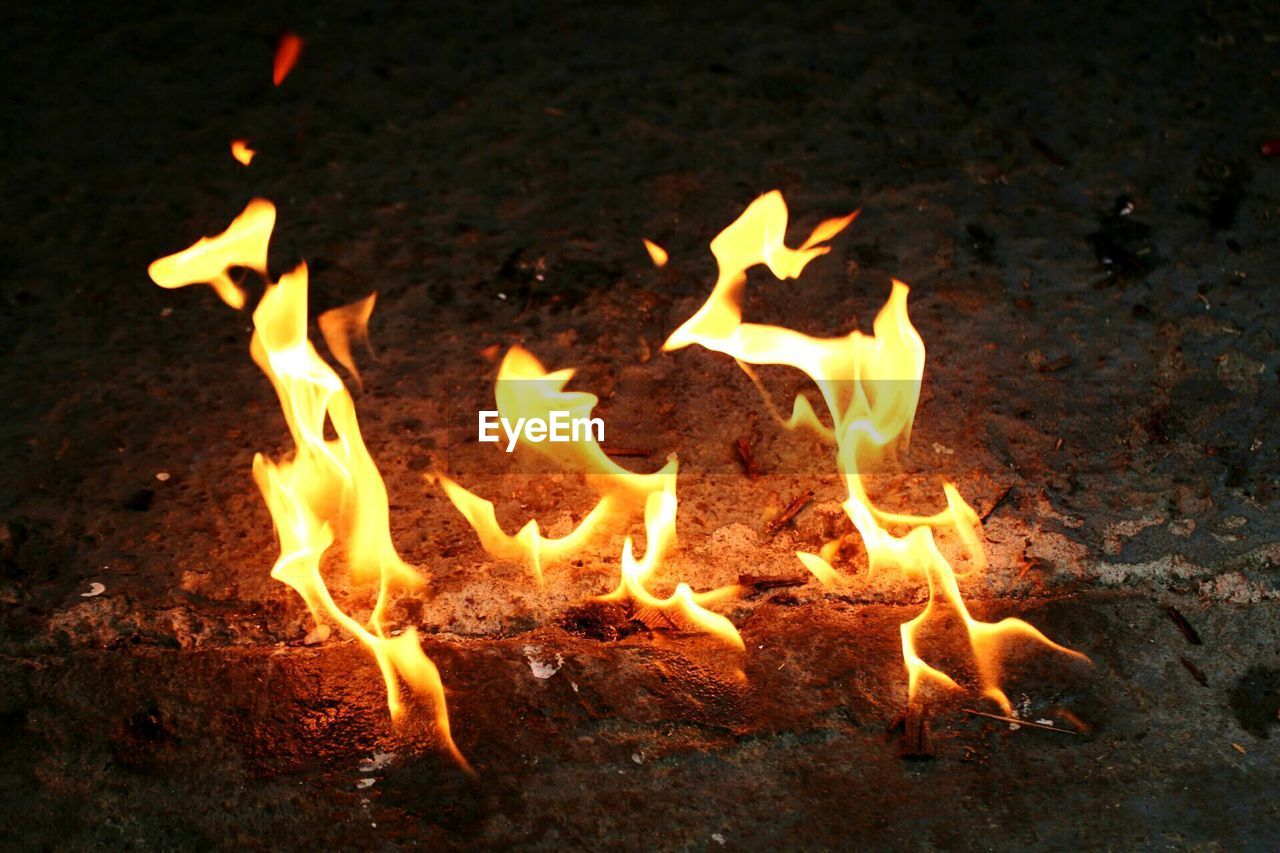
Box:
[440,346,742,647]
[231,139,256,166]
[148,199,276,310]
[667,190,1086,711]
[435,474,615,584]
[273,32,303,86]
[318,292,377,392]
[597,480,744,649]
[642,239,668,268]
[153,205,469,771]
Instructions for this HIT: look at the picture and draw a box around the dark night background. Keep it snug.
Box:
[2,0,1279,849]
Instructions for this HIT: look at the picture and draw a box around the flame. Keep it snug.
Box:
[273,32,303,86]
[231,139,256,165]
[666,190,1086,711]
[642,239,669,268]
[318,292,377,392]
[597,480,744,649]
[153,207,469,771]
[435,474,615,584]
[147,199,276,310]
[439,346,742,646]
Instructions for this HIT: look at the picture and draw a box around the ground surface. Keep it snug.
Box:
[2,0,1280,849]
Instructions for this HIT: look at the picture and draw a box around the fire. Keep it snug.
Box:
[317,292,377,392]
[642,238,668,268]
[273,32,303,85]
[597,480,744,649]
[437,346,743,646]
[147,198,276,310]
[154,184,1082,773]
[666,190,1087,712]
[151,203,469,771]
[230,139,255,165]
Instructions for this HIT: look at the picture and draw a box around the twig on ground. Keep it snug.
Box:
[1165,605,1203,645]
[601,446,652,458]
[962,708,1079,735]
[767,489,814,537]
[1180,656,1209,686]
[734,436,759,479]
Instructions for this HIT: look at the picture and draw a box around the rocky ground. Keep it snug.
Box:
[2,0,1279,848]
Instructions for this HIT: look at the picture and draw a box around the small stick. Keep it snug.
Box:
[980,485,1014,523]
[602,446,652,458]
[767,489,814,537]
[962,708,1079,735]
[737,573,807,598]
[1029,134,1069,167]
[734,436,760,479]
[1164,605,1203,645]
[1180,656,1209,686]
[898,704,934,759]
[1038,354,1075,373]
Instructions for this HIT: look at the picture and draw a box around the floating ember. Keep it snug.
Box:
[272,32,303,86]
[230,139,255,166]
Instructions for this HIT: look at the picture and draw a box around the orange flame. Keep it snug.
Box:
[642,239,668,268]
[667,191,1087,711]
[318,292,377,392]
[230,139,256,166]
[153,206,469,771]
[273,32,303,86]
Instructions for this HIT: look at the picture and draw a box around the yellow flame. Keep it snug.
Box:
[153,209,469,770]
[667,190,1086,711]
[439,346,742,646]
[435,475,615,584]
[148,199,276,310]
[642,238,668,268]
[598,480,744,649]
[231,139,256,166]
[318,292,377,392]
[495,346,677,497]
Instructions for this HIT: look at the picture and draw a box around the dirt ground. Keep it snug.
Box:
[2,0,1279,849]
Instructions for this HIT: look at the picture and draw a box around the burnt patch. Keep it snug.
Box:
[1229,665,1280,739]
[964,223,996,265]
[124,489,155,512]
[558,601,638,643]
[1087,195,1156,284]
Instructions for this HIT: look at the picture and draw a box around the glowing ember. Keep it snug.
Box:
[230,139,255,165]
[273,32,303,86]
[642,238,668,268]
[665,190,1088,711]
[151,204,469,771]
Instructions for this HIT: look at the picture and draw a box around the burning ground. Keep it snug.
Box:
[3,0,1280,848]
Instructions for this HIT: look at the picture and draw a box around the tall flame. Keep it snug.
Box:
[666,190,1087,712]
[152,202,469,770]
